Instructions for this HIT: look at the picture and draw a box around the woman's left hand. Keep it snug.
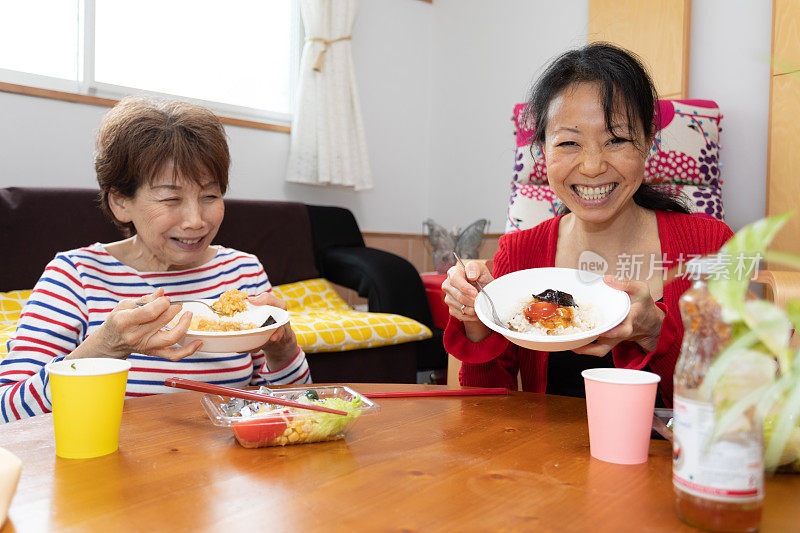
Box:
[572,275,665,357]
[248,292,300,364]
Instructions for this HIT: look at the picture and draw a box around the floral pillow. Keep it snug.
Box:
[654,184,724,221]
[507,183,563,233]
[506,100,724,232]
[645,99,722,187]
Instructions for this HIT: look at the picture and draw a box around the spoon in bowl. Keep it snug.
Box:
[452,252,504,327]
[135,299,234,317]
[136,300,278,327]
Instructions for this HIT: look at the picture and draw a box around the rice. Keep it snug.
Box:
[506,299,596,336]
[190,289,255,331]
[211,289,249,316]
[190,317,257,332]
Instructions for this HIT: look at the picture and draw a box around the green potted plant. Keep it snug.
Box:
[700,213,800,473]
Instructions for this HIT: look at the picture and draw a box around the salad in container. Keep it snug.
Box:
[201,385,379,448]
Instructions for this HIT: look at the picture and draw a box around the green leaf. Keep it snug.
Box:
[721,212,793,257]
[787,299,800,326]
[756,372,796,422]
[711,349,777,411]
[784,301,800,369]
[710,383,771,446]
[764,369,800,472]
[304,397,362,441]
[742,300,793,367]
[701,330,760,397]
[763,250,800,271]
[708,213,793,322]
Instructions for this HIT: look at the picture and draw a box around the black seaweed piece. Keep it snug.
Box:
[533,289,577,307]
[261,315,277,327]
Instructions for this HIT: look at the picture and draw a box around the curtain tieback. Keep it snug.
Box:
[307,36,352,72]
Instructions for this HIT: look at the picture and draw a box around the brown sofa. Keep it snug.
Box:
[0,187,445,383]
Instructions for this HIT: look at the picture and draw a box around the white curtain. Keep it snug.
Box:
[285,0,372,190]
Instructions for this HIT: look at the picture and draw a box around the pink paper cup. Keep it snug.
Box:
[582,368,661,465]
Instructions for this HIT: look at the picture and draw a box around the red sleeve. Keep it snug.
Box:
[443,234,512,364]
[611,212,735,407]
[612,301,676,369]
[442,231,525,389]
[443,315,509,364]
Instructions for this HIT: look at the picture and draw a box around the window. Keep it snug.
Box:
[0,0,299,125]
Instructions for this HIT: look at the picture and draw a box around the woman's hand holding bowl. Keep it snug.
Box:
[442,260,494,342]
[572,275,665,357]
[248,292,301,366]
[68,287,202,361]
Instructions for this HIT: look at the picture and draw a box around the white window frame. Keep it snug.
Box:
[1,0,302,128]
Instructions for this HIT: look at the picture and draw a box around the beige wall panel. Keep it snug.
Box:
[363,235,411,263]
[479,236,501,262]
[363,234,503,275]
[409,237,429,273]
[588,0,689,97]
[767,72,800,255]
[773,0,800,75]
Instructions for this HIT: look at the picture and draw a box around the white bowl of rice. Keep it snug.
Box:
[171,299,290,353]
[474,268,631,352]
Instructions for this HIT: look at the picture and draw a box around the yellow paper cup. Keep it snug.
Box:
[46,358,131,459]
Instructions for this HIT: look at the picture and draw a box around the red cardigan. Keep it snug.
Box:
[444,210,734,406]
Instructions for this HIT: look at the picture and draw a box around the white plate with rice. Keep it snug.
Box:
[169,300,290,353]
[474,268,631,351]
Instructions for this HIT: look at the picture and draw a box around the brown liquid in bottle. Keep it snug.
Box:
[673,280,763,533]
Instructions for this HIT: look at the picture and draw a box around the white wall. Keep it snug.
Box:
[428,0,589,235]
[0,0,773,233]
[0,0,434,233]
[689,0,772,231]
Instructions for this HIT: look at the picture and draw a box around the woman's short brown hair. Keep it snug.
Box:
[95,96,230,233]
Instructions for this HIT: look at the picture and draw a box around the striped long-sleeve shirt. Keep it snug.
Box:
[0,243,311,423]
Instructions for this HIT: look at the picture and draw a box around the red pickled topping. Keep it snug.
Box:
[524,301,558,321]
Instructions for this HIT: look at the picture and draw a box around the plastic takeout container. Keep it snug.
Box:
[201,385,379,448]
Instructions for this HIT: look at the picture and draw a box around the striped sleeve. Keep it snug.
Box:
[0,253,88,422]
[232,250,271,297]
[245,257,311,385]
[258,347,312,385]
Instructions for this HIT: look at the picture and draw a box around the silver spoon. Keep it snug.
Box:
[452,252,504,327]
[135,300,277,326]
[135,299,235,317]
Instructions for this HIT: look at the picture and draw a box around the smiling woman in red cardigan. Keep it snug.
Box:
[442,44,732,406]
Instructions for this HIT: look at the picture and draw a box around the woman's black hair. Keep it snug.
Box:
[526,42,690,215]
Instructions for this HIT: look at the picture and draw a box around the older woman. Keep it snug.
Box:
[0,97,309,422]
[443,43,733,406]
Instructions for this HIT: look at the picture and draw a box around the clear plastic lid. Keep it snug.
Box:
[200,385,380,428]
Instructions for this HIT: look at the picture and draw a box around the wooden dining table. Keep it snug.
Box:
[1,383,798,532]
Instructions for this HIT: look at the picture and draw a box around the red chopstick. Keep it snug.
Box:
[363,387,508,398]
[164,377,348,416]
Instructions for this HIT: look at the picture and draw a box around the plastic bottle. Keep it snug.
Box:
[673,277,763,532]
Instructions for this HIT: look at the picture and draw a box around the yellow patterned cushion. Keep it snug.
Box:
[0,290,31,359]
[272,279,432,353]
[0,282,433,358]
